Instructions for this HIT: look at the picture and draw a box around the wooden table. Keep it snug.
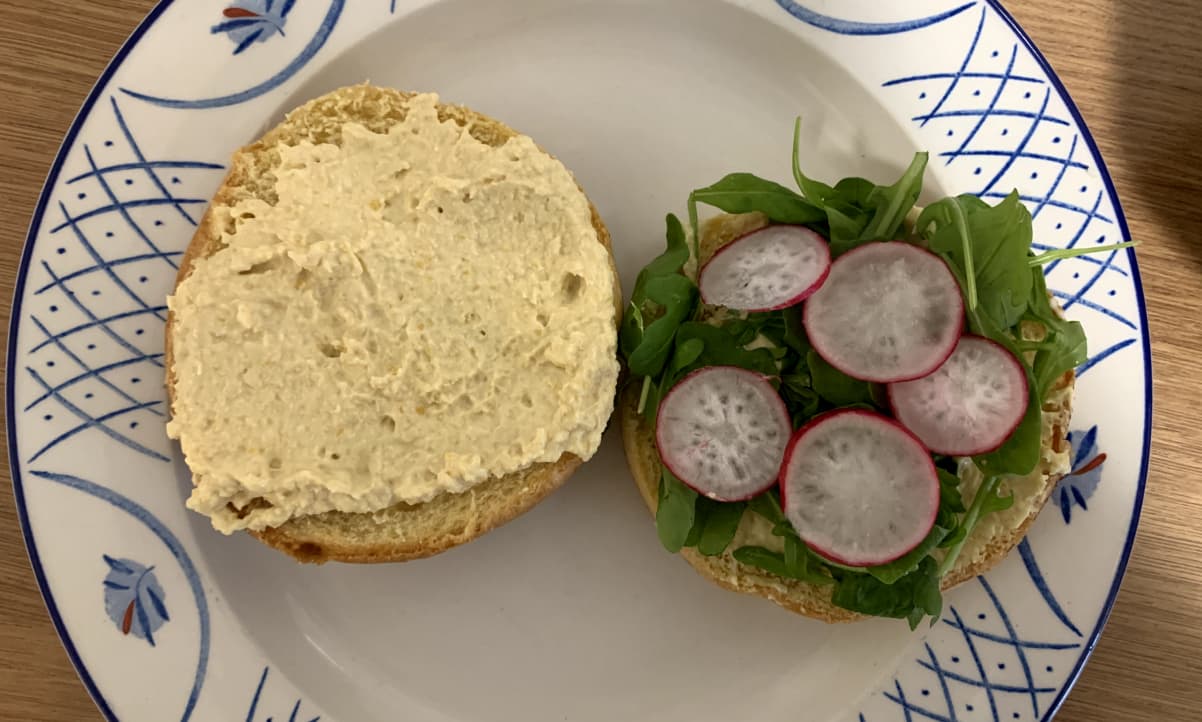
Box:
[1,1,1199,720]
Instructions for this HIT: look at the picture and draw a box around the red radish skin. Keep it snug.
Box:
[888,335,1030,456]
[655,366,791,502]
[803,242,964,383]
[780,409,939,567]
[699,225,831,312]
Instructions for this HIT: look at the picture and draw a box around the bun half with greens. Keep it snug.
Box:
[618,125,1102,625]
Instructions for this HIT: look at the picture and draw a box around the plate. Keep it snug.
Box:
[7,1,1149,720]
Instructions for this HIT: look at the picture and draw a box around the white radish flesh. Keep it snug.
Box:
[656,366,791,501]
[699,225,831,312]
[888,335,1029,456]
[780,409,939,567]
[803,242,964,383]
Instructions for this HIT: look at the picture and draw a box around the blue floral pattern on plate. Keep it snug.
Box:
[211,0,297,55]
[102,555,169,645]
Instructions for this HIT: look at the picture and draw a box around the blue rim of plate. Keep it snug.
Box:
[5,2,1151,720]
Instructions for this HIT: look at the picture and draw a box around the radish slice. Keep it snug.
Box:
[803,242,964,383]
[888,335,1029,456]
[656,366,791,501]
[780,409,938,567]
[699,225,831,311]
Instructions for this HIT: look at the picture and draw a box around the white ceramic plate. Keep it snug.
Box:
[8,1,1150,720]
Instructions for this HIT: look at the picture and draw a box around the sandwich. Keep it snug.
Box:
[166,84,620,563]
[617,120,1115,626]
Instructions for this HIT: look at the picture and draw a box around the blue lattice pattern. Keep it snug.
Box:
[849,5,1133,720]
[23,96,224,464]
[864,575,1082,722]
[882,5,1137,379]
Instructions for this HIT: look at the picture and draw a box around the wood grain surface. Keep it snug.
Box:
[1,1,1199,720]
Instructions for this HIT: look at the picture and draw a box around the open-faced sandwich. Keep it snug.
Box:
[166,84,620,563]
[619,120,1127,626]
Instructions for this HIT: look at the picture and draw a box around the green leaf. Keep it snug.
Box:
[831,556,943,629]
[625,274,698,378]
[972,375,1041,477]
[807,350,874,406]
[865,525,950,584]
[691,173,826,224]
[673,322,779,377]
[620,214,699,372]
[937,474,1013,577]
[937,467,966,512]
[931,255,1043,479]
[684,495,708,548]
[733,545,833,585]
[670,338,706,376]
[780,306,810,355]
[619,304,645,359]
[1026,268,1087,400]
[862,152,928,241]
[656,469,698,553]
[697,499,747,556]
[924,191,1034,330]
[747,489,787,525]
[935,468,968,548]
[791,117,838,203]
[642,214,691,284]
[1029,241,1137,266]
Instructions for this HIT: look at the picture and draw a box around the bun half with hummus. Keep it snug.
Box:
[166,84,620,563]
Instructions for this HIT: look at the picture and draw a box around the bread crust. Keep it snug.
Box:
[619,213,1074,622]
[167,84,620,563]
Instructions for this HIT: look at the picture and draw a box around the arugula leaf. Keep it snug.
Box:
[932,254,1043,478]
[973,374,1042,477]
[672,322,779,377]
[806,350,874,407]
[779,306,810,355]
[1029,241,1137,266]
[923,191,1033,330]
[691,173,826,224]
[622,214,700,380]
[639,214,691,287]
[935,468,968,549]
[937,474,1014,577]
[670,337,706,375]
[791,117,838,202]
[696,499,746,556]
[747,488,787,524]
[780,375,821,427]
[831,556,942,630]
[684,497,708,548]
[733,544,833,585]
[625,274,698,378]
[656,469,698,553]
[1025,268,1087,400]
[865,525,950,585]
[861,152,928,242]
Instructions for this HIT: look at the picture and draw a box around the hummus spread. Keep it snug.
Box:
[168,94,618,533]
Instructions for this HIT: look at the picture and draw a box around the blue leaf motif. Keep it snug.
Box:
[1054,426,1105,524]
[102,555,169,646]
[211,0,298,55]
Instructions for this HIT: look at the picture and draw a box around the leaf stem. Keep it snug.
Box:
[948,199,978,312]
[938,474,998,577]
[1028,241,1138,266]
[687,191,700,274]
[791,116,805,192]
[636,375,652,415]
